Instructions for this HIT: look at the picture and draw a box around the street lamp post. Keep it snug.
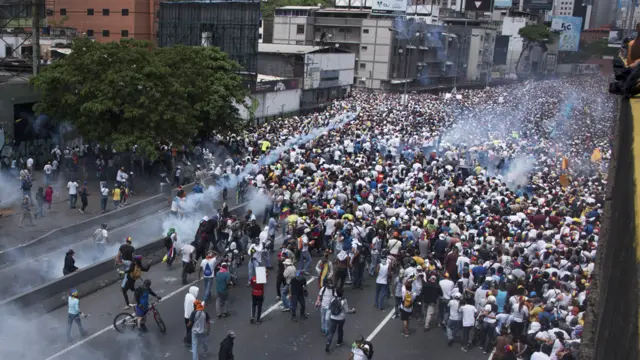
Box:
[444,33,480,89]
[389,28,423,107]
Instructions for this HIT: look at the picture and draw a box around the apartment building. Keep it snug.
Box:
[46,0,155,42]
[271,5,495,90]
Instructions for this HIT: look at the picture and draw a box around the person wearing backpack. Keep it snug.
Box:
[120,255,150,309]
[315,279,336,335]
[325,288,356,353]
[199,250,218,306]
[400,280,417,337]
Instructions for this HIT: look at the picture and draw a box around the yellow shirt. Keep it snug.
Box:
[413,256,425,268]
[112,188,121,201]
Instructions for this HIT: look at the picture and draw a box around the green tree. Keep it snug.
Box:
[516,24,553,76]
[30,38,248,159]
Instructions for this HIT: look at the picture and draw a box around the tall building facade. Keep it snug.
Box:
[46,0,155,42]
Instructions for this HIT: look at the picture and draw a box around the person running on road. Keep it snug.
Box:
[218,331,235,360]
[116,237,135,276]
[250,271,265,324]
[215,262,232,318]
[181,241,196,285]
[316,278,336,335]
[183,286,199,347]
[325,288,356,353]
[199,250,218,306]
[280,258,296,312]
[289,270,308,322]
[188,300,211,360]
[93,223,108,260]
[163,228,178,269]
[121,255,150,309]
[134,279,162,332]
[66,289,87,342]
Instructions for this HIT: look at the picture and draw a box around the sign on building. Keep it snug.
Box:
[464,0,493,12]
[372,0,407,15]
[522,0,552,10]
[494,0,512,8]
[551,16,583,52]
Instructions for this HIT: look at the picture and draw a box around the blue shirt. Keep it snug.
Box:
[496,290,507,313]
[215,271,231,293]
[68,296,80,315]
[192,184,203,193]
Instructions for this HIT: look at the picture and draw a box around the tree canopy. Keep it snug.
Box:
[30,38,249,159]
[518,23,552,43]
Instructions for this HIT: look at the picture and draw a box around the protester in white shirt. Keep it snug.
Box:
[446,293,462,345]
[183,286,199,346]
[67,180,79,209]
[180,243,195,285]
[459,299,477,350]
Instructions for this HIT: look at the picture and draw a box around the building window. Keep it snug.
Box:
[121,30,129,37]
[363,29,369,34]
[339,28,345,33]
[259,20,263,27]
[122,8,129,16]
[361,46,368,51]
[102,30,110,37]
[259,33,262,40]
[346,28,352,33]
[87,8,94,15]
[59,8,66,16]
[87,29,94,37]
[103,9,109,16]
[296,25,304,34]
[359,63,366,68]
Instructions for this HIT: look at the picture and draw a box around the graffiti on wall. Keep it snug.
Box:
[0,127,57,168]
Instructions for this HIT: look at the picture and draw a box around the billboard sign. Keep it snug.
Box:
[522,0,552,10]
[372,0,407,14]
[551,16,583,52]
[494,0,512,8]
[493,35,510,65]
[465,0,493,12]
[253,79,299,94]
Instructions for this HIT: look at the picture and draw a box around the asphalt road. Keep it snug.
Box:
[0,187,243,301]
[4,236,488,360]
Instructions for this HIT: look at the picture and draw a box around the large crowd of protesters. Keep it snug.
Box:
[170,76,614,360]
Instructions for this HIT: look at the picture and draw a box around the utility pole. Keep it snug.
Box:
[32,0,41,76]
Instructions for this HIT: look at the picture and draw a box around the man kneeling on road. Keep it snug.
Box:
[134,279,162,333]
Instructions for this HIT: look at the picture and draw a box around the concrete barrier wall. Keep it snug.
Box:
[579,98,639,360]
[0,192,262,315]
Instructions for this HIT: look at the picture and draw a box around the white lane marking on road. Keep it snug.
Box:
[45,236,292,360]
[365,309,394,342]
[44,279,200,360]
[260,276,317,318]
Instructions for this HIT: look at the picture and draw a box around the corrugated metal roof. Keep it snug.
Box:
[258,43,321,55]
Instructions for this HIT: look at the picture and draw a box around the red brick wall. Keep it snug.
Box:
[48,0,154,43]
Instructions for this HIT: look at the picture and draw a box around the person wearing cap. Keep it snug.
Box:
[66,289,87,341]
[479,295,498,354]
[218,331,235,360]
[438,272,455,328]
[215,263,232,318]
[188,299,211,360]
[446,292,463,346]
[280,257,296,311]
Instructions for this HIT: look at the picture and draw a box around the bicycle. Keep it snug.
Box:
[113,301,166,334]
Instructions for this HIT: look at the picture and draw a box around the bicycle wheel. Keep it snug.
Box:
[154,312,167,334]
[113,313,136,333]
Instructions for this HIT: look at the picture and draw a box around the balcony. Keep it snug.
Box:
[314,17,362,27]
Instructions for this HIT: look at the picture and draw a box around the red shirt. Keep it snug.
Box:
[250,276,264,297]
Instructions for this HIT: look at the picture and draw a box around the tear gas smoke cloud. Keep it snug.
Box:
[160,110,359,244]
[503,155,536,190]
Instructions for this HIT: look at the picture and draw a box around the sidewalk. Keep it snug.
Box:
[0,171,163,251]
